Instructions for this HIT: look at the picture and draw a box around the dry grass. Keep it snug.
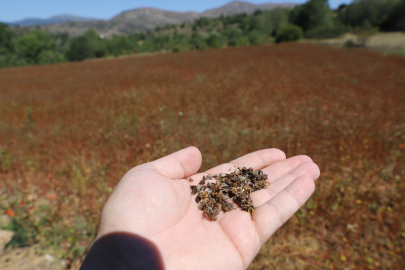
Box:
[0,43,404,269]
[303,32,405,55]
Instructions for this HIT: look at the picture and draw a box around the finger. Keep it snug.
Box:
[134,146,202,180]
[204,148,286,175]
[251,162,320,207]
[263,155,314,184]
[253,176,315,245]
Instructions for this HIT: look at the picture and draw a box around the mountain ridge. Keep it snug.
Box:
[6,1,297,37]
[6,14,101,26]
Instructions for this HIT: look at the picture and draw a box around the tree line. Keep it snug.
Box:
[1,0,404,68]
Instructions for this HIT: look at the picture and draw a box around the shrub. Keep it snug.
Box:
[16,30,57,64]
[275,25,303,43]
[344,39,357,48]
[206,34,223,48]
[247,30,268,45]
[37,50,65,65]
[223,27,243,46]
[305,23,349,39]
[190,33,207,50]
[0,23,14,52]
[65,36,94,61]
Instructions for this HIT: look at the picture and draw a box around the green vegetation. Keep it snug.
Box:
[276,24,304,43]
[1,0,404,68]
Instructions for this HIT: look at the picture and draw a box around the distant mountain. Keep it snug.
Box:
[200,1,296,18]
[109,8,200,33]
[202,1,259,17]
[6,15,100,26]
[8,1,297,37]
[257,2,298,10]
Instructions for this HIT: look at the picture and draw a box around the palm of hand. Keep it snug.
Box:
[97,147,319,270]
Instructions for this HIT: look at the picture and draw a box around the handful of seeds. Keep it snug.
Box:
[190,167,269,221]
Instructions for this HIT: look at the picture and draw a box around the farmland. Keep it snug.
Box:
[0,43,404,269]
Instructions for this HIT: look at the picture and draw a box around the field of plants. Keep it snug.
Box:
[0,43,404,269]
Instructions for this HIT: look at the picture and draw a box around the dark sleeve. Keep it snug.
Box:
[80,232,165,270]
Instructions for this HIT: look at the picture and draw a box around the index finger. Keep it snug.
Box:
[204,148,286,174]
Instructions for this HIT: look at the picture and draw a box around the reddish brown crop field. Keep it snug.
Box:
[0,43,404,269]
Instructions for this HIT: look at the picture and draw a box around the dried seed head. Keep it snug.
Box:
[193,166,269,220]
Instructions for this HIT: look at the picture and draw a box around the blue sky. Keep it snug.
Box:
[1,0,351,22]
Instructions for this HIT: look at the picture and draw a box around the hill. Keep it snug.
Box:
[6,15,100,26]
[9,1,296,37]
[202,1,295,17]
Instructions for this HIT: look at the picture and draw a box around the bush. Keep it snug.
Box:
[344,39,356,48]
[0,23,14,52]
[190,33,207,50]
[223,27,243,46]
[37,50,65,64]
[305,23,349,39]
[65,36,94,61]
[206,34,223,48]
[275,25,304,43]
[247,30,268,45]
[16,30,57,64]
[107,35,138,56]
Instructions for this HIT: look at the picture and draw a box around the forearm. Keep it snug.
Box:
[80,232,165,270]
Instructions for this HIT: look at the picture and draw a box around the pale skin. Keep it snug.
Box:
[97,146,320,269]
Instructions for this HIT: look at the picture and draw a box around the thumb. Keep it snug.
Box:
[134,146,202,180]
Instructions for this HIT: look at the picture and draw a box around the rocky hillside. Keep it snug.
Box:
[9,1,296,37]
[6,15,99,27]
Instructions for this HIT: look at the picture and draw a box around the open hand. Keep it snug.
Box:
[94,147,320,269]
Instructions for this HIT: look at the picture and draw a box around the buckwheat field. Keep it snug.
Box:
[0,43,404,269]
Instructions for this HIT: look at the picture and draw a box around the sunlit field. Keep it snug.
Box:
[1,43,404,269]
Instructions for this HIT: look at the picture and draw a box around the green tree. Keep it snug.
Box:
[107,35,138,56]
[337,0,397,28]
[37,50,65,64]
[65,35,94,61]
[82,30,106,58]
[0,23,13,53]
[65,30,107,61]
[190,33,207,50]
[195,18,211,28]
[223,27,243,46]
[275,24,304,43]
[381,0,405,31]
[172,33,191,52]
[289,0,333,32]
[255,9,289,37]
[247,30,268,45]
[240,17,261,32]
[304,21,349,39]
[206,34,223,48]
[16,30,57,64]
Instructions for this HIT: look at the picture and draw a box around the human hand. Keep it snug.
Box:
[90,147,320,270]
